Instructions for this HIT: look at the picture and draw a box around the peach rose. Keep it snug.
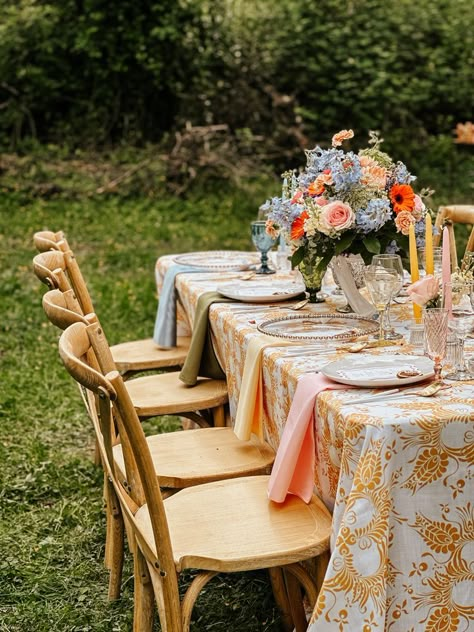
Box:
[317,201,354,236]
[360,155,387,188]
[407,275,439,306]
[332,129,354,147]
[395,210,415,235]
[265,219,280,240]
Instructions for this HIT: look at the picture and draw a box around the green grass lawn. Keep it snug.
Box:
[0,174,286,631]
[1,149,472,630]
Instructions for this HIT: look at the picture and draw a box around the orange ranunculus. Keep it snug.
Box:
[390,184,416,214]
[308,172,333,197]
[291,210,309,240]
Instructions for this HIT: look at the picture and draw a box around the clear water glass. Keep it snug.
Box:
[364,265,400,341]
[443,281,474,380]
[371,254,404,340]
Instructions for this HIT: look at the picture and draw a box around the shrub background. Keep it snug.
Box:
[1,1,473,154]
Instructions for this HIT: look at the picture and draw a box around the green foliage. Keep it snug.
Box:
[1,0,473,171]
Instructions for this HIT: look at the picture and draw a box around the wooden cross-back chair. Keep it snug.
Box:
[39,286,228,427]
[33,230,191,376]
[52,305,274,600]
[433,205,474,270]
[58,321,332,632]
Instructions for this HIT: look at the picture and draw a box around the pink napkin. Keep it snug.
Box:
[268,373,351,503]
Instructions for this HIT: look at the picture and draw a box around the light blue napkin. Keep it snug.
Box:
[153,264,199,348]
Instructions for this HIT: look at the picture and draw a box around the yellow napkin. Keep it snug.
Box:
[234,336,292,440]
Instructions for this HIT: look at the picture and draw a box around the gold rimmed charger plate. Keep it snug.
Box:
[173,251,257,272]
[257,312,379,342]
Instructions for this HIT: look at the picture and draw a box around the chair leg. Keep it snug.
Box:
[93,436,102,466]
[106,483,124,601]
[268,568,294,632]
[283,569,308,632]
[212,404,225,427]
[133,548,155,632]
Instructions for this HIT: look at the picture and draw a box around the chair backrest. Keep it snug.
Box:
[433,205,474,269]
[32,247,94,314]
[58,321,181,627]
[33,230,69,253]
[42,289,87,330]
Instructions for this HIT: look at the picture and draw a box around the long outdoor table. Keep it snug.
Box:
[156,255,474,631]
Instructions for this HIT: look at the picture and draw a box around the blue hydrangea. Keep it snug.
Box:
[415,217,426,248]
[304,147,362,194]
[391,161,416,185]
[266,196,303,232]
[385,240,401,254]
[355,198,392,234]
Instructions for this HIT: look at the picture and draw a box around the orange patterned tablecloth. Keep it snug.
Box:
[156,255,474,631]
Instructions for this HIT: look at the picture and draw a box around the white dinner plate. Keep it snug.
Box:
[217,280,305,303]
[173,251,256,272]
[321,354,435,387]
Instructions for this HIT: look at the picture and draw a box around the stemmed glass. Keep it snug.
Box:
[364,265,400,341]
[423,307,449,384]
[371,254,404,340]
[250,220,278,274]
[443,281,474,380]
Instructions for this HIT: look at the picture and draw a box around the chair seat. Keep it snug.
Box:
[125,371,228,417]
[135,475,332,573]
[111,336,191,373]
[113,427,275,488]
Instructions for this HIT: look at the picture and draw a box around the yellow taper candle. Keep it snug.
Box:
[409,222,422,322]
[425,213,434,275]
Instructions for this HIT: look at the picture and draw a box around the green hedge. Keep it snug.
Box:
[0,0,473,179]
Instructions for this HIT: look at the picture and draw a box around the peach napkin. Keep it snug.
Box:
[233,335,292,441]
[268,373,351,503]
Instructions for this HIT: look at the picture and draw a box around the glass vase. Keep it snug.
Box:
[298,257,327,303]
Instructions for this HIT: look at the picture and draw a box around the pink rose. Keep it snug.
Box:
[406,275,439,306]
[314,196,329,206]
[395,210,415,235]
[317,201,354,236]
[332,129,354,147]
[412,194,425,220]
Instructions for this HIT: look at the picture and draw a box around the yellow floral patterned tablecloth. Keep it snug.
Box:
[156,255,474,631]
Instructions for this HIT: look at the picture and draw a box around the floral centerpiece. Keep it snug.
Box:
[263,129,432,301]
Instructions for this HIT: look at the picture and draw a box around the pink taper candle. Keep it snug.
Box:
[442,226,452,315]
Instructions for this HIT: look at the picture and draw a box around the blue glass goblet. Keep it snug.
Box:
[251,220,278,274]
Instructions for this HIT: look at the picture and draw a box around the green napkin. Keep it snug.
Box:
[179,291,235,386]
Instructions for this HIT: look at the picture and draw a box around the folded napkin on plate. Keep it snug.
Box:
[234,336,292,441]
[179,291,234,386]
[268,374,352,503]
[153,264,199,348]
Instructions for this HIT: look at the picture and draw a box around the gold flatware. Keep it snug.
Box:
[340,339,404,353]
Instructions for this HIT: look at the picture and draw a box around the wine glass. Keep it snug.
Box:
[250,220,278,274]
[443,281,474,380]
[371,254,404,340]
[364,265,400,341]
[423,307,449,384]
